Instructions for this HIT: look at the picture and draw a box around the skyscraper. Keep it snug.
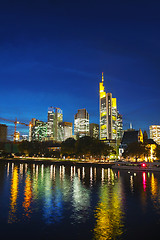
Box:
[150,125,160,145]
[117,112,123,140]
[59,122,73,141]
[99,73,122,140]
[47,107,63,141]
[74,109,89,139]
[99,73,107,140]
[29,119,47,141]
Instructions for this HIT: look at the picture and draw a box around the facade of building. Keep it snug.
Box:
[89,123,99,139]
[99,73,107,140]
[21,135,28,141]
[150,125,160,145]
[74,109,89,138]
[0,124,7,142]
[59,122,73,141]
[144,139,157,162]
[119,128,143,158]
[121,128,143,146]
[47,107,63,141]
[99,73,122,140]
[29,119,47,141]
[117,112,123,140]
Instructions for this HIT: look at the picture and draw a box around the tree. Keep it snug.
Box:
[75,137,114,160]
[61,138,76,156]
[75,136,93,158]
[123,142,149,161]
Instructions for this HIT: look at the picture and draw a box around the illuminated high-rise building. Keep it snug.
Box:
[117,112,123,140]
[29,118,36,142]
[74,109,89,138]
[112,98,117,139]
[47,107,54,139]
[59,122,73,141]
[30,119,47,141]
[47,107,63,141]
[99,73,122,140]
[89,123,99,139]
[99,73,107,140]
[150,125,160,145]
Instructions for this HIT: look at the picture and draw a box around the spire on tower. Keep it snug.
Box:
[102,72,104,82]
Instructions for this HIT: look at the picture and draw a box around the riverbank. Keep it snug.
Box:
[1,157,160,172]
[0,157,114,168]
[112,161,160,172]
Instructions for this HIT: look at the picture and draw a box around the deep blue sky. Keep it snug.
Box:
[0,0,160,137]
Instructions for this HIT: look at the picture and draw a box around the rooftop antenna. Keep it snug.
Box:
[102,72,104,82]
[130,122,133,129]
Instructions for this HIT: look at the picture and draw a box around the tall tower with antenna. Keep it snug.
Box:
[99,73,122,140]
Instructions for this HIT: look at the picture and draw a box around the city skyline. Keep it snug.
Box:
[0,1,160,137]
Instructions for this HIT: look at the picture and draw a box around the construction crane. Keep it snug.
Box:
[0,117,31,142]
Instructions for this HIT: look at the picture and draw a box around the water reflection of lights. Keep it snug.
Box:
[93,179,124,239]
[50,165,53,179]
[60,166,62,178]
[23,172,32,218]
[141,172,147,209]
[36,165,39,178]
[62,165,65,179]
[25,163,27,173]
[72,176,90,223]
[82,167,85,179]
[151,173,157,198]
[7,163,10,176]
[94,168,96,181]
[11,163,14,172]
[41,164,44,178]
[59,165,65,180]
[108,168,111,183]
[6,164,126,229]
[20,164,23,178]
[70,166,73,179]
[78,168,80,180]
[8,166,19,223]
[90,167,93,186]
[101,168,104,184]
[130,175,133,192]
[33,164,35,174]
[53,165,56,180]
[143,172,146,192]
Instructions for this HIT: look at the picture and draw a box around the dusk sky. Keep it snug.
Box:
[0,0,160,137]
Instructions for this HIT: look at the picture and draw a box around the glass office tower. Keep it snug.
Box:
[99,73,122,140]
[47,107,63,141]
[74,109,89,139]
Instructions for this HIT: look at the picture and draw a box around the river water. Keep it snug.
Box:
[0,161,160,239]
